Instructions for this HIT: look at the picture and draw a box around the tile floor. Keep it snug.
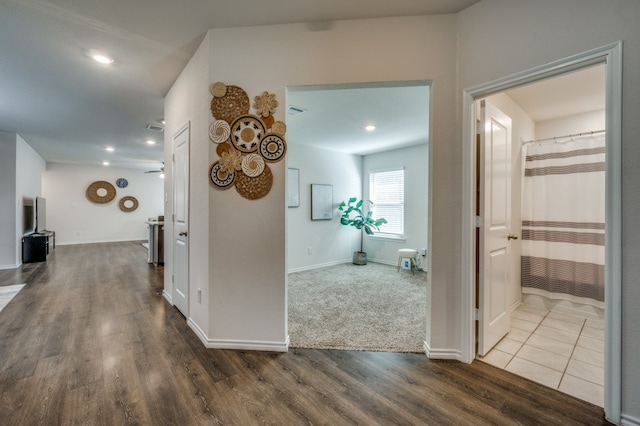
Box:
[479,304,604,407]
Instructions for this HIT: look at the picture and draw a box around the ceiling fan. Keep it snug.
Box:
[144,163,164,177]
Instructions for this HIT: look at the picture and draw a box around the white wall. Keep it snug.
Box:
[163,32,210,332]
[0,131,18,268]
[458,0,640,420]
[363,144,429,266]
[536,109,605,140]
[42,163,164,245]
[287,143,362,272]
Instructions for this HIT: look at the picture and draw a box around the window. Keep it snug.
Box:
[369,168,404,236]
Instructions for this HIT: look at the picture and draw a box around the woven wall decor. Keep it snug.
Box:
[86,180,117,204]
[118,196,139,212]
[208,82,287,200]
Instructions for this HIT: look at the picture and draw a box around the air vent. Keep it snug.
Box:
[146,124,164,132]
[287,105,307,116]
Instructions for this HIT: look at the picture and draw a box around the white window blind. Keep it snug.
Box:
[369,168,404,236]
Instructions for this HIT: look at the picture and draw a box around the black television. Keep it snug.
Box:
[23,197,35,235]
[35,196,47,233]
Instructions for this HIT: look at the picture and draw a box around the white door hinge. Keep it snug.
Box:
[475,216,482,228]
[476,122,482,135]
[172,214,176,222]
[172,274,175,284]
[474,308,480,321]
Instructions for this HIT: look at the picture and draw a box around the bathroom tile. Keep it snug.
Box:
[517,305,549,317]
[495,337,523,355]
[526,334,575,357]
[540,316,583,334]
[585,318,605,330]
[532,325,579,345]
[506,357,563,389]
[565,358,604,386]
[515,344,570,372]
[480,349,512,369]
[512,309,545,324]
[577,334,604,353]
[547,310,588,325]
[559,374,604,407]
[581,326,604,341]
[571,346,604,367]
[511,317,539,332]
[507,327,531,343]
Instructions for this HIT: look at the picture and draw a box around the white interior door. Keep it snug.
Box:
[478,100,513,356]
[173,123,189,317]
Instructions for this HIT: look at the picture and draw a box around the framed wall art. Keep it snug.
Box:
[287,168,299,208]
[311,184,333,220]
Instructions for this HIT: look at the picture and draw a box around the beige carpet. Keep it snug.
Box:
[288,262,427,353]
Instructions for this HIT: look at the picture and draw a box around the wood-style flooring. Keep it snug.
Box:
[0,242,609,425]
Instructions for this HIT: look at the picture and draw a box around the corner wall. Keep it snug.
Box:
[458,0,640,420]
[0,131,18,268]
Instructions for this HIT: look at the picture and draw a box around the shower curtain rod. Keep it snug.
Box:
[521,129,606,145]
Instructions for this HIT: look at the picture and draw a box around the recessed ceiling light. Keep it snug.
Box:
[146,139,156,145]
[92,53,114,65]
[105,146,114,152]
[365,124,376,132]
[102,161,110,166]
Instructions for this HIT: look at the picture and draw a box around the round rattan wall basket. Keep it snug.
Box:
[118,196,139,212]
[86,180,117,204]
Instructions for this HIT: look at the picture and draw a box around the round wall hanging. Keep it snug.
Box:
[259,134,287,162]
[209,161,236,189]
[210,84,250,124]
[116,178,128,188]
[86,180,117,204]
[119,196,139,212]
[230,115,265,153]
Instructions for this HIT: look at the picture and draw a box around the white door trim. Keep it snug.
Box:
[460,42,622,423]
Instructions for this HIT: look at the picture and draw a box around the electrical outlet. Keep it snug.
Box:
[402,259,411,269]
[308,247,313,255]
[420,248,426,256]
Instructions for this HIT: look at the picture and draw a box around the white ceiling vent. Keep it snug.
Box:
[287,105,307,116]
[146,123,164,132]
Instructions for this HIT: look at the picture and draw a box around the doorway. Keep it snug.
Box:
[461,42,622,423]
[477,66,606,406]
[285,80,431,353]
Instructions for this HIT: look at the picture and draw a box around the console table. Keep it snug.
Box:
[22,231,55,263]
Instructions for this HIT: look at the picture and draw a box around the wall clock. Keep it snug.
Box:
[116,178,128,188]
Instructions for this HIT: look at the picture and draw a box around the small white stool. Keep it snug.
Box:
[397,249,418,274]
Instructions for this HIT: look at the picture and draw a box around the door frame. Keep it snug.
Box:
[460,42,622,423]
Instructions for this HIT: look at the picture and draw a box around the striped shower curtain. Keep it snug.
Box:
[520,134,605,307]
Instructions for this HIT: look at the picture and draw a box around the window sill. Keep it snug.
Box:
[367,234,406,242]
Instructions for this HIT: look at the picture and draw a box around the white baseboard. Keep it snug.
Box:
[423,341,462,361]
[622,414,640,426]
[288,259,351,274]
[187,318,289,352]
[0,263,20,270]
[162,290,173,305]
[56,238,146,246]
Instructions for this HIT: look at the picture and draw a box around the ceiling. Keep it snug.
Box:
[0,0,605,168]
[0,0,479,170]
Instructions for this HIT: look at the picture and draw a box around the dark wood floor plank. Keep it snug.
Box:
[0,241,609,425]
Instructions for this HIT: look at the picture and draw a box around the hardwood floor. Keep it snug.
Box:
[0,242,609,425]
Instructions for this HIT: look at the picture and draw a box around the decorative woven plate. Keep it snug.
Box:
[235,164,273,200]
[209,161,235,189]
[241,153,265,177]
[259,134,287,163]
[119,196,139,212]
[216,142,233,157]
[210,85,250,124]
[209,120,231,144]
[86,180,116,204]
[210,82,227,98]
[262,114,275,129]
[271,121,287,136]
[230,115,266,153]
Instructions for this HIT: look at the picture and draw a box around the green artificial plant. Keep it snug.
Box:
[338,198,387,253]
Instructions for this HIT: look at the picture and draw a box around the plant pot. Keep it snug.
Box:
[353,251,367,265]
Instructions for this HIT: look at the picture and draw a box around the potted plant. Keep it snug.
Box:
[338,198,387,265]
